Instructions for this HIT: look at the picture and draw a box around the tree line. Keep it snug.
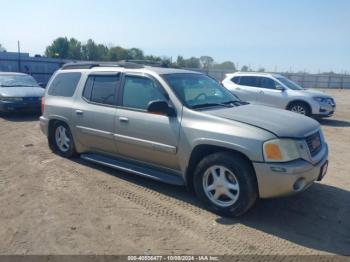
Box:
[1,38,261,71]
[43,37,241,71]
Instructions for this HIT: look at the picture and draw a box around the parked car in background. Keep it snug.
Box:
[0,72,44,113]
[40,62,328,216]
[222,72,336,117]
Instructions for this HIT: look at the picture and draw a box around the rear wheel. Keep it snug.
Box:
[49,121,77,158]
[288,102,311,116]
[193,152,258,217]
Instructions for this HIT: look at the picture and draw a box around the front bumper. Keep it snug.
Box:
[0,99,41,112]
[253,144,328,198]
[313,102,336,117]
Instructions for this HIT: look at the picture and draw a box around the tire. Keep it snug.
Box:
[287,102,311,117]
[193,152,258,217]
[49,121,77,158]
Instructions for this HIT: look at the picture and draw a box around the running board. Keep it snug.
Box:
[80,153,185,186]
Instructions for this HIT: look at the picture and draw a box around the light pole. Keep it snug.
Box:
[17,40,21,72]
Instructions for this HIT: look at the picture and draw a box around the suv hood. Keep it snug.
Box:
[295,88,331,98]
[0,86,44,97]
[206,104,319,138]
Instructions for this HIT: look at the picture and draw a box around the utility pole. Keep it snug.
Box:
[17,40,21,72]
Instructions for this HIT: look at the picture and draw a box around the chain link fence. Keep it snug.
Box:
[1,52,349,89]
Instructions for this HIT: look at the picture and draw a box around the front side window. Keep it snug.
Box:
[83,74,120,105]
[48,72,81,97]
[0,74,39,88]
[122,76,166,110]
[162,73,240,109]
[276,76,304,90]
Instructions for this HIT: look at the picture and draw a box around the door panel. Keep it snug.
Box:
[254,77,288,108]
[114,74,181,170]
[115,109,180,170]
[74,103,118,154]
[235,76,260,102]
[73,74,120,154]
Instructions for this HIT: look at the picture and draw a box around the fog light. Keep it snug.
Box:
[293,178,306,192]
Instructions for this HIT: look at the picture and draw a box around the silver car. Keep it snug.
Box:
[40,62,329,216]
[0,72,44,113]
[222,72,336,117]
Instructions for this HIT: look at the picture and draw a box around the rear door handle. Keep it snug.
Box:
[259,90,264,94]
[119,117,129,123]
[236,87,241,90]
[75,110,84,115]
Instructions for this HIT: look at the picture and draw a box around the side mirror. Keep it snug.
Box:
[276,84,285,91]
[38,82,46,88]
[147,100,176,117]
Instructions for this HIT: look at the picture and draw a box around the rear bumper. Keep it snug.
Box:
[0,100,41,112]
[253,145,328,198]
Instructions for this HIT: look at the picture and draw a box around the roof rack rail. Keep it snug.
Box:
[121,59,163,67]
[61,61,144,70]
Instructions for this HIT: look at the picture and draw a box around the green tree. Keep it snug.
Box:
[213,61,236,70]
[67,38,82,60]
[200,56,214,69]
[81,39,107,61]
[160,57,172,67]
[45,37,70,58]
[176,56,185,67]
[241,65,249,72]
[0,43,6,52]
[184,57,201,68]
[106,46,129,61]
[127,48,144,60]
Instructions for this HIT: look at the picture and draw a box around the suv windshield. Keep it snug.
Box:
[162,73,241,109]
[276,76,304,90]
[0,74,39,87]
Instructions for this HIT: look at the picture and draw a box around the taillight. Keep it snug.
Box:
[41,96,45,114]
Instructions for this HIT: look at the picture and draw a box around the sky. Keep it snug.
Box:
[1,0,349,73]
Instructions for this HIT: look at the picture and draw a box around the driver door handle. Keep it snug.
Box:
[119,117,129,123]
[75,110,84,115]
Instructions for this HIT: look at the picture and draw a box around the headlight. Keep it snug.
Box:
[313,97,332,104]
[0,97,23,102]
[263,139,300,162]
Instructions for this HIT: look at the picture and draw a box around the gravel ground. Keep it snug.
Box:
[0,89,349,256]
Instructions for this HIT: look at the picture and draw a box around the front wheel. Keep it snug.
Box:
[193,152,258,217]
[288,102,311,117]
[49,121,77,158]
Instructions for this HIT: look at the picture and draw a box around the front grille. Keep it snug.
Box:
[306,131,322,157]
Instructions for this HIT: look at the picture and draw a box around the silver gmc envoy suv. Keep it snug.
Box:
[40,62,329,216]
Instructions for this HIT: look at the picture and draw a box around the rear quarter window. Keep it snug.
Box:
[48,72,81,97]
[231,76,240,84]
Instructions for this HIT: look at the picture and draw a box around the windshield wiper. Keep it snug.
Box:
[191,102,234,109]
[0,84,37,87]
[224,100,249,106]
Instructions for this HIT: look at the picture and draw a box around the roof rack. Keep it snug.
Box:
[61,61,144,70]
[121,59,163,67]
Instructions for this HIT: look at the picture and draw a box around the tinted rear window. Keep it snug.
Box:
[239,76,260,87]
[48,73,81,97]
[231,77,240,84]
[83,75,120,106]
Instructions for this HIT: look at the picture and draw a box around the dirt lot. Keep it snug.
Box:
[0,89,349,256]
